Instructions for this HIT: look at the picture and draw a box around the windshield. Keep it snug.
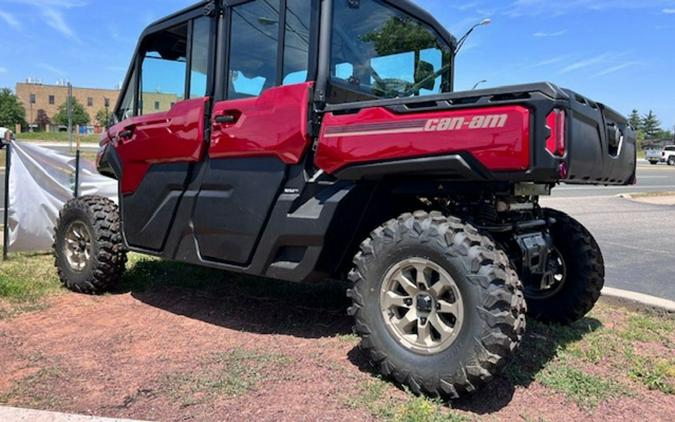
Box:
[330,0,453,101]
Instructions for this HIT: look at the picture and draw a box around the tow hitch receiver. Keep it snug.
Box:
[515,232,552,281]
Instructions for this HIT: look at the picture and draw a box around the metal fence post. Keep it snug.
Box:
[3,142,12,260]
[74,137,81,198]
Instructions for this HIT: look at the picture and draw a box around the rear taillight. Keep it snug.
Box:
[546,109,566,157]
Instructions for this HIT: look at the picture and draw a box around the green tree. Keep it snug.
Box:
[361,16,439,56]
[95,108,111,127]
[641,110,661,140]
[53,97,90,127]
[0,88,26,128]
[34,109,51,131]
[628,109,641,131]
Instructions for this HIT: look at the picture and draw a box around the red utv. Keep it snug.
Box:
[53,0,636,398]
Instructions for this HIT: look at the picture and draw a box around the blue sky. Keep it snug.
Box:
[0,0,674,128]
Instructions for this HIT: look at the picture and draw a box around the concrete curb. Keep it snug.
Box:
[601,287,675,315]
[0,406,145,422]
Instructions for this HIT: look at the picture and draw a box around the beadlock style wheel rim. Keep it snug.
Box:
[64,221,93,272]
[380,258,464,355]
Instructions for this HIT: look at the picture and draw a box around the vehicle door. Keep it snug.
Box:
[191,0,315,265]
[111,14,215,252]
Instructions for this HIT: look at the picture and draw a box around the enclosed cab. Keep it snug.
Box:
[56,0,636,399]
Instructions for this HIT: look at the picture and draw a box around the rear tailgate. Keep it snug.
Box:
[562,90,636,185]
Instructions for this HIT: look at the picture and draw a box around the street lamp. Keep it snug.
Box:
[455,18,492,54]
[472,80,487,90]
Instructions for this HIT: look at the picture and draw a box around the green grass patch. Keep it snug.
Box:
[0,254,62,318]
[537,362,623,408]
[346,378,469,422]
[162,348,292,407]
[16,132,99,144]
[620,313,674,345]
[0,365,68,409]
[625,350,675,394]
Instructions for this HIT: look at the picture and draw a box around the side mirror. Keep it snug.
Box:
[415,60,436,92]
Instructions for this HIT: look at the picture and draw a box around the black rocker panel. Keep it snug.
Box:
[122,163,191,252]
[192,157,286,265]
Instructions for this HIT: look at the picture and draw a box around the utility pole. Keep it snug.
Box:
[67,82,73,151]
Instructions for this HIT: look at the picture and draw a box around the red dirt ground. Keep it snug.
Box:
[1,282,674,421]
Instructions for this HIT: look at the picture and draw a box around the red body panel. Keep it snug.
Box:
[315,105,531,174]
[109,97,209,194]
[209,83,313,163]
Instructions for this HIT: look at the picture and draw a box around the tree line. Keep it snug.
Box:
[628,109,674,142]
[0,88,111,131]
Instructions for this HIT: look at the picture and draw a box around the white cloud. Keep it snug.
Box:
[42,7,78,40]
[664,8,675,14]
[593,62,641,77]
[560,53,613,74]
[39,63,67,76]
[5,0,85,41]
[507,0,673,17]
[533,30,567,37]
[0,67,7,73]
[0,10,20,29]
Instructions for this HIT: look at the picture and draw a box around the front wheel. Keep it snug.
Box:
[523,209,604,324]
[649,161,659,165]
[53,196,128,294]
[348,211,526,398]
[668,157,675,166]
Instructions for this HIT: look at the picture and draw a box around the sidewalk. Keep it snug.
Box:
[0,407,145,422]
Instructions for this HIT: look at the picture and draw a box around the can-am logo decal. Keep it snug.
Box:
[323,114,509,138]
[424,114,508,132]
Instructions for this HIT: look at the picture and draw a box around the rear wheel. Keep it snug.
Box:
[53,196,127,294]
[668,157,675,166]
[650,161,659,165]
[524,209,604,324]
[348,211,526,398]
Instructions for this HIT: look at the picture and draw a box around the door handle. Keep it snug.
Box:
[118,129,134,139]
[214,114,238,125]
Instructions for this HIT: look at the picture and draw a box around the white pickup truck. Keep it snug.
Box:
[646,145,675,165]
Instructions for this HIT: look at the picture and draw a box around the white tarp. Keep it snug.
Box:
[7,141,117,252]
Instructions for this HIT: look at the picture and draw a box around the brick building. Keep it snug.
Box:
[15,82,120,131]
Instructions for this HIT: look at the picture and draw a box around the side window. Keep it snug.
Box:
[330,0,453,100]
[228,0,279,98]
[189,17,211,98]
[282,0,312,85]
[117,68,137,121]
[140,23,188,115]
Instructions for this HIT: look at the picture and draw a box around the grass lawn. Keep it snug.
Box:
[16,132,100,144]
[0,253,673,421]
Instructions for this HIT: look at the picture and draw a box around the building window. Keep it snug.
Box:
[154,101,160,111]
[30,94,36,104]
[87,97,94,107]
[104,97,110,107]
[49,95,55,105]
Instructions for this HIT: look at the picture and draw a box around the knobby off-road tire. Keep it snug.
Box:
[348,211,526,398]
[526,209,604,324]
[53,195,127,294]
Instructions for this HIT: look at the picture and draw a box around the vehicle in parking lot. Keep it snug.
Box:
[661,145,675,165]
[646,149,662,165]
[53,0,637,399]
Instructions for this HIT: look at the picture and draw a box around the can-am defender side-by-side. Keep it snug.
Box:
[53,0,636,398]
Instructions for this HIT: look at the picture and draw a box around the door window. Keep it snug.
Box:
[228,0,280,98]
[140,23,188,115]
[189,17,212,98]
[282,0,312,85]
